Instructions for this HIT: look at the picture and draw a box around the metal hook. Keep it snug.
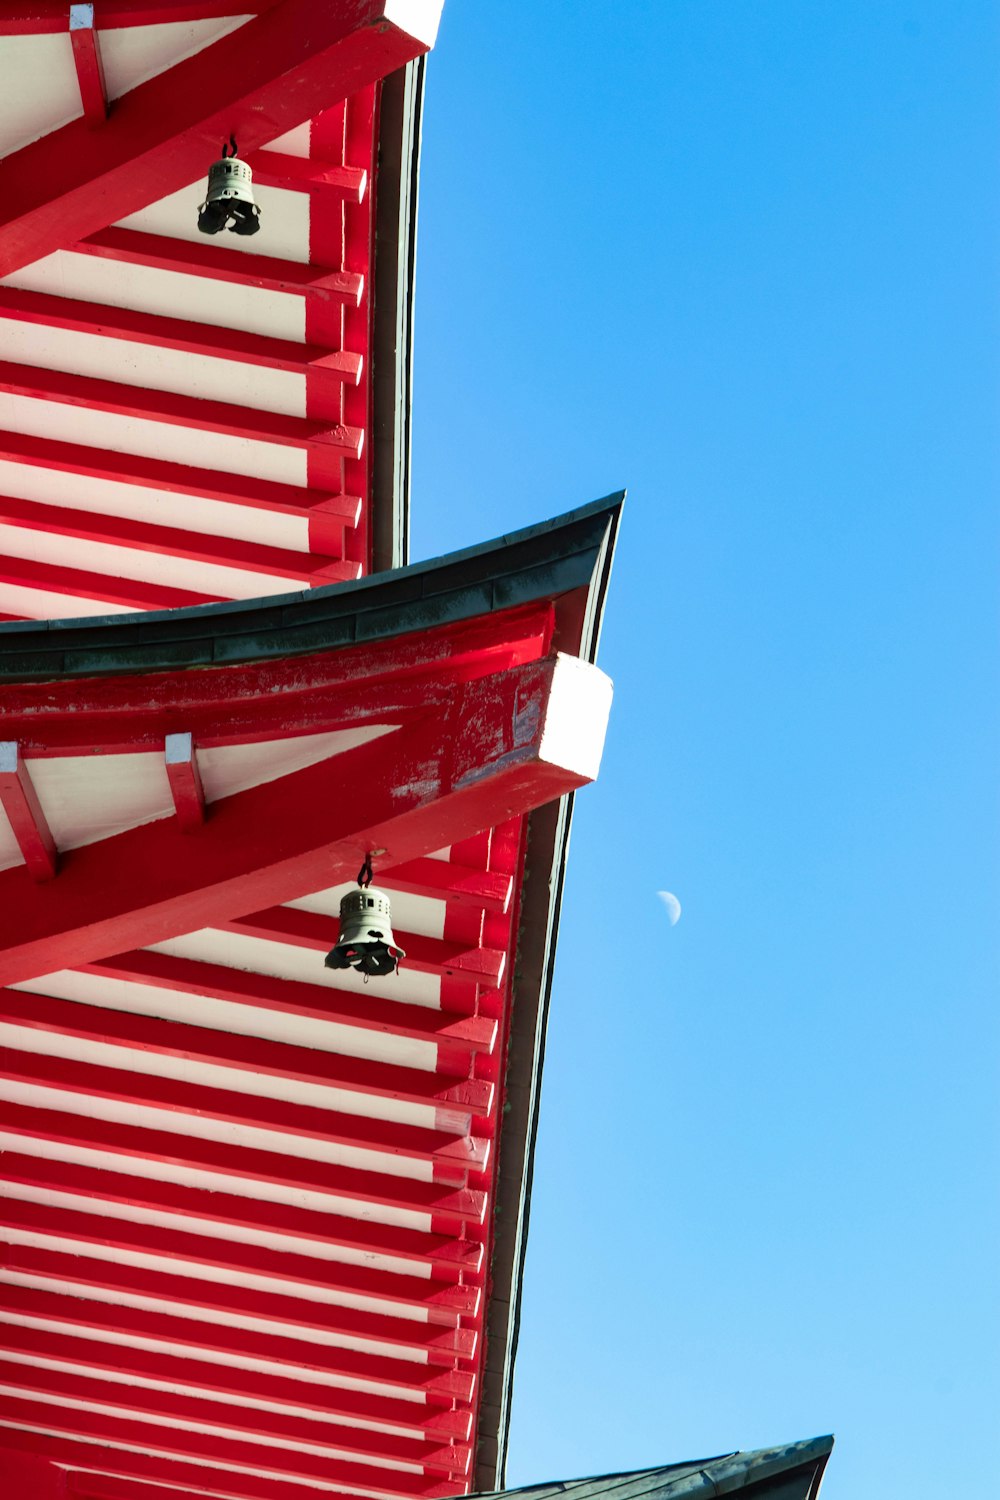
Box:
[357,853,373,889]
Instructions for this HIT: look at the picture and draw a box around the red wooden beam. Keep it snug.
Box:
[0,361,364,458]
[247,150,367,198]
[0,1046,491,1185]
[85,949,498,1053]
[164,732,205,830]
[0,742,56,881]
[0,0,444,277]
[0,1323,474,1440]
[1,1153,486,1276]
[76,227,365,305]
[0,653,607,987]
[0,492,354,584]
[0,285,364,387]
[0,1450,66,1499]
[0,1283,476,1401]
[0,990,492,1125]
[0,1239,478,1364]
[0,1197,481,1325]
[0,1099,489,1231]
[0,551,220,613]
[225,904,506,987]
[0,426,361,533]
[0,1359,471,1478]
[69,6,108,126]
[379,856,514,913]
[0,602,555,752]
[0,1403,460,1499]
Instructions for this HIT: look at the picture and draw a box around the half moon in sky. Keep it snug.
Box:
[657,890,681,926]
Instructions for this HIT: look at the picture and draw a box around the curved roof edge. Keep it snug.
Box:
[475,494,621,1488]
[370,56,426,574]
[475,1436,835,1500]
[0,492,623,682]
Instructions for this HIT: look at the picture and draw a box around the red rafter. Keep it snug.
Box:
[164,732,206,829]
[0,1359,471,1477]
[69,5,108,126]
[0,1282,476,1400]
[0,1323,474,1440]
[0,1045,490,1185]
[1,1152,485,1276]
[0,741,57,880]
[0,1197,480,1324]
[0,1238,478,1363]
[0,991,493,1125]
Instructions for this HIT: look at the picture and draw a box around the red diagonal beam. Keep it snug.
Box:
[0,1360,471,1478]
[0,1100,488,1231]
[0,653,608,986]
[0,0,443,277]
[0,1197,481,1325]
[1,1154,485,1276]
[0,1240,477,1364]
[69,5,107,126]
[0,1284,475,1401]
[0,1047,490,1185]
[0,742,56,881]
[0,1322,474,1441]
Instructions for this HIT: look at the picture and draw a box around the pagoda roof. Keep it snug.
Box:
[471,1438,835,1500]
[0,497,621,1500]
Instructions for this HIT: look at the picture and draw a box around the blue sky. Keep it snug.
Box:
[410,5,998,1497]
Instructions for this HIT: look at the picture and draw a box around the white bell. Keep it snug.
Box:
[325,885,404,978]
[198,140,260,236]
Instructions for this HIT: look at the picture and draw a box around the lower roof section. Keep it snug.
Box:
[472,1439,835,1500]
[0,496,621,1500]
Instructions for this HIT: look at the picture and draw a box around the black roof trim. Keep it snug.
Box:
[0,494,623,683]
[370,56,425,574]
[472,1437,834,1500]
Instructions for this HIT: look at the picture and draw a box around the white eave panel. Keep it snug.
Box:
[0,320,307,419]
[0,35,81,158]
[3,252,307,343]
[0,458,310,553]
[100,15,253,102]
[117,182,311,266]
[0,392,309,487]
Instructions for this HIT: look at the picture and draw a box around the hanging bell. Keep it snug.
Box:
[325,885,405,978]
[198,139,260,236]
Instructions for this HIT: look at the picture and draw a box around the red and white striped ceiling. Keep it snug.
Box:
[0,0,440,620]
